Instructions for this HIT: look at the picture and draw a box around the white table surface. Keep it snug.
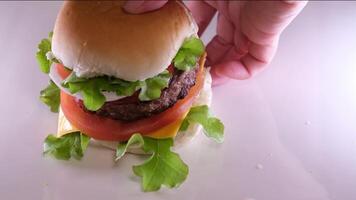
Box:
[1,2,356,200]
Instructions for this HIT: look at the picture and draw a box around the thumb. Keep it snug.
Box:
[123,0,168,14]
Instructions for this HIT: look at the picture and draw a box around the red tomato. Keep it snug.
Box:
[167,64,174,73]
[60,64,205,141]
[56,64,71,79]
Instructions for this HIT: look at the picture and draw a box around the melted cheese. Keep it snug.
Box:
[57,108,188,139]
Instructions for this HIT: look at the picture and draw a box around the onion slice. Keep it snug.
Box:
[49,65,127,102]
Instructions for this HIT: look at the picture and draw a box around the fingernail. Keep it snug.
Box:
[123,0,144,13]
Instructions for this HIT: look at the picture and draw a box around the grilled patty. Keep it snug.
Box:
[78,67,197,121]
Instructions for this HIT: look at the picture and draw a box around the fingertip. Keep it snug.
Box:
[123,0,167,14]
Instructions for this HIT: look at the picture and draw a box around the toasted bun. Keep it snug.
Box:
[93,67,212,154]
[52,1,198,81]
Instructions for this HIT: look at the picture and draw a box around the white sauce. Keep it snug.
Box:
[49,65,127,102]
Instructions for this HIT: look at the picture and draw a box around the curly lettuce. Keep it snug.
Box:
[43,132,90,160]
[36,32,53,74]
[116,134,188,192]
[39,80,60,113]
[180,105,224,143]
[173,37,205,71]
[62,70,171,111]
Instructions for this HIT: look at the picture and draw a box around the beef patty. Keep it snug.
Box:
[78,67,198,121]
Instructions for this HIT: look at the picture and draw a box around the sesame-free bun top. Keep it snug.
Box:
[51,1,198,81]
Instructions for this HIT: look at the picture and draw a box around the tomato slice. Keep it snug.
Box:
[56,64,71,79]
[60,59,205,141]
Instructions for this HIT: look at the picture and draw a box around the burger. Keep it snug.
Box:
[37,1,224,192]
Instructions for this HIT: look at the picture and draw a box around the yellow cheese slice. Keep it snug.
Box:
[144,111,189,139]
[57,108,189,139]
[57,108,80,137]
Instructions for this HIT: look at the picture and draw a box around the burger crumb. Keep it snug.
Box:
[255,163,264,170]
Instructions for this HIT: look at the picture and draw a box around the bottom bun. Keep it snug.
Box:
[93,69,212,154]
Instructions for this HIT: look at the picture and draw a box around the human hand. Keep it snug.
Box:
[124,1,307,85]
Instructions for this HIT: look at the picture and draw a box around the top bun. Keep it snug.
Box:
[51,1,198,81]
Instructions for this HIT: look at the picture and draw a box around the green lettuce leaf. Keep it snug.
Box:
[40,80,60,113]
[115,133,144,161]
[62,70,170,111]
[62,73,137,111]
[111,79,140,96]
[43,132,90,160]
[36,32,53,74]
[173,37,205,71]
[133,137,188,192]
[116,134,188,192]
[81,81,106,111]
[138,70,171,101]
[180,105,224,143]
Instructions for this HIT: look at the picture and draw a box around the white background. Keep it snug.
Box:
[0,2,356,200]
